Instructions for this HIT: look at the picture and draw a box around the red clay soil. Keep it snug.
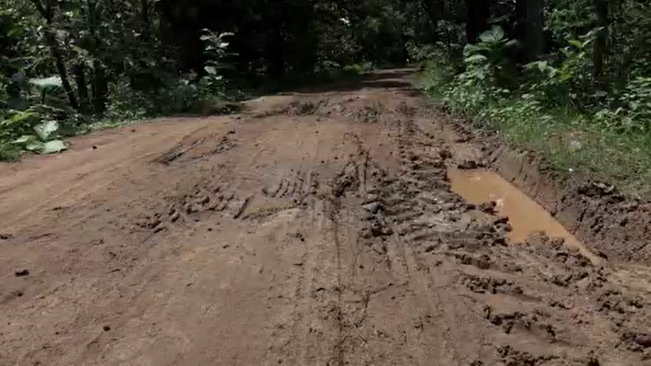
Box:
[1,70,650,365]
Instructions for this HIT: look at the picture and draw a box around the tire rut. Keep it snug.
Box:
[2,71,651,365]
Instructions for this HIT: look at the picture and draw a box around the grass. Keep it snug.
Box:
[0,143,21,162]
[414,66,651,198]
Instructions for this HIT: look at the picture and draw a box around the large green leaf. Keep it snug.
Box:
[19,138,67,154]
[479,26,505,44]
[1,110,38,126]
[40,140,67,154]
[25,140,44,152]
[465,54,487,64]
[568,39,582,49]
[505,39,519,48]
[34,120,60,141]
[463,43,485,56]
[29,76,63,89]
[12,135,38,145]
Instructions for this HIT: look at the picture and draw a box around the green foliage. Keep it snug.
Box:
[594,77,651,133]
[414,0,651,196]
[446,26,518,98]
[0,0,244,160]
[522,32,596,108]
[2,105,64,139]
[29,76,63,89]
[406,43,439,63]
[342,63,374,76]
[620,77,651,131]
[546,0,592,42]
[418,61,651,196]
[0,143,21,161]
[13,120,67,155]
[0,105,71,157]
[200,30,233,93]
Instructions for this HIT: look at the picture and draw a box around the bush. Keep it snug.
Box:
[0,143,21,161]
[415,27,651,196]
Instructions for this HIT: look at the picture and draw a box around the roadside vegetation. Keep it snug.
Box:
[413,0,651,197]
[0,0,425,160]
[0,1,236,160]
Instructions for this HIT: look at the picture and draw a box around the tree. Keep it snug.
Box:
[30,0,79,110]
[418,0,445,27]
[465,0,491,43]
[593,0,609,83]
[517,0,546,61]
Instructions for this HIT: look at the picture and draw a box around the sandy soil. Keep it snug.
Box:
[1,70,651,365]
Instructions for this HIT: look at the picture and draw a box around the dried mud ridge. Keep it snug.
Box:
[1,70,650,365]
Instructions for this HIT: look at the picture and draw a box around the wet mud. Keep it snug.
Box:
[0,70,650,365]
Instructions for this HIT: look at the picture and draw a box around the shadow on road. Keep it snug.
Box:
[286,68,416,94]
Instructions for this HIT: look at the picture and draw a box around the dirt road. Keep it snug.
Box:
[1,70,651,365]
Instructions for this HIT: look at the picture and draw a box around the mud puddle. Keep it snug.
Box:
[448,168,599,262]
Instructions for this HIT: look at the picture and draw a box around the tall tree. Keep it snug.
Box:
[30,0,79,110]
[418,0,444,25]
[517,0,546,61]
[73,64,90,112]
[465,0,491,43]
[593,0,609,83]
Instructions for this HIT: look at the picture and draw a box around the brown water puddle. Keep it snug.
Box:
[448,168,599,263]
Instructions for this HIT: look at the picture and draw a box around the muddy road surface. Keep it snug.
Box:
[1,70,651,365]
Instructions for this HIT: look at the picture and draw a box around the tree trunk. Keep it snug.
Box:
[517,0,545,62]
[418,0,446,45]
[73,64,90,113]
[141,0,149,24]
[465,0,490,44]
[141,0,150,39]
[45,29,79,110]
[593,0,609,83]
[84,0,108,114]
[91,61,108,114]
[31,0,79,109]
[419,0,444,24]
